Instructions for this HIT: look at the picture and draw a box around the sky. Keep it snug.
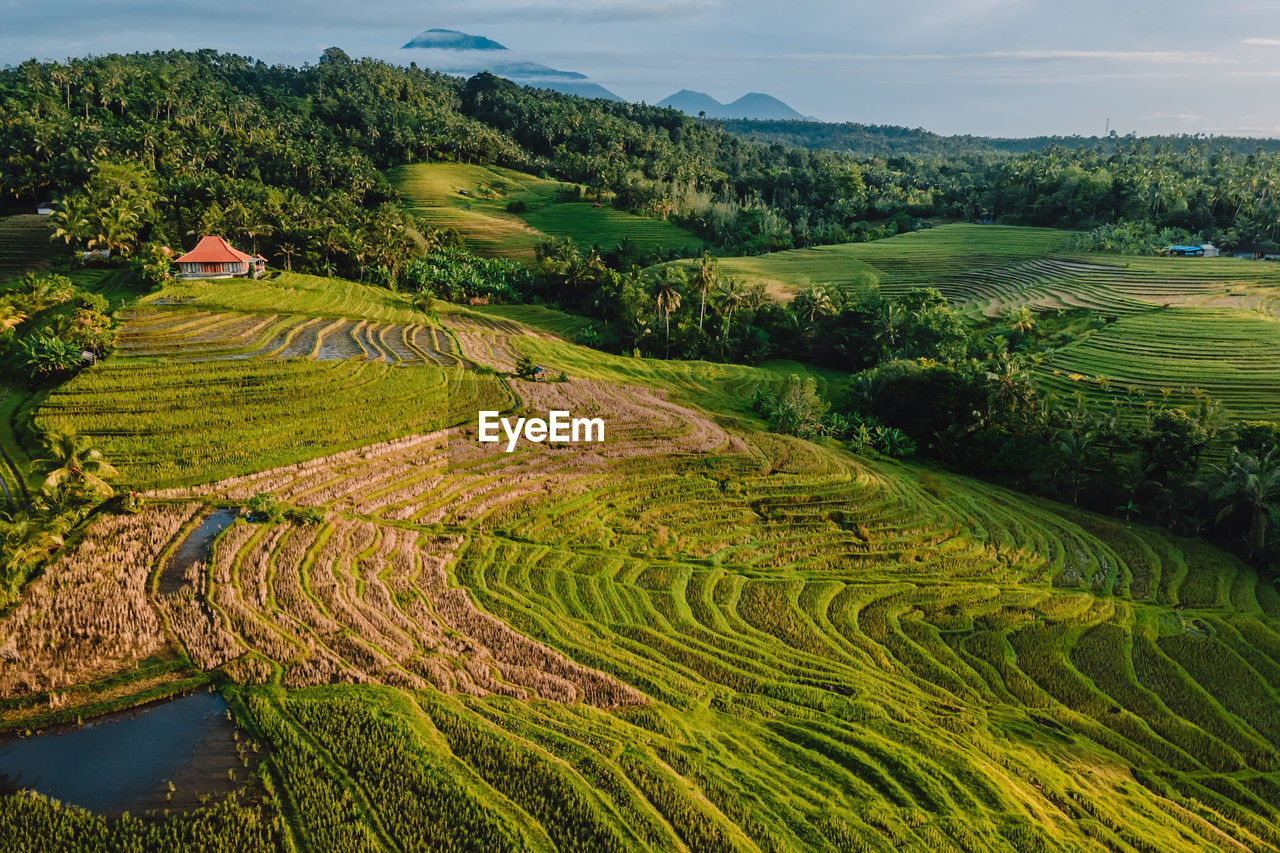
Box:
[5,0,1280,137]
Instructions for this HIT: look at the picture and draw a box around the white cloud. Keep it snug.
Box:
[1242,37,1280,46]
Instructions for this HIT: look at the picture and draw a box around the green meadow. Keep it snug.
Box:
[389,162,703,260]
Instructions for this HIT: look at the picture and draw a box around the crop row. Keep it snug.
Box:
[117,307,465,367]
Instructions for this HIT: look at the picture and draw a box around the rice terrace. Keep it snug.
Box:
[4,41,1280,853]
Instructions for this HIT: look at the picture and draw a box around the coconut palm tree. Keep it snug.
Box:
[31,431,118,499]
[795,284,836,327]
[875,303,905,351]
[49,193,95,251]
[0,513,65,574]
[653,271,684,358]
[714,277,745,341]
[90,206,141,257]
[691,251,718,331]
[1212,448,1280,559]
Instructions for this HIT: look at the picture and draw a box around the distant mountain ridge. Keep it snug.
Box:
[657,90,811,121]
[401,27,622,101]
[399,30,804,114]
[403,29,507,51]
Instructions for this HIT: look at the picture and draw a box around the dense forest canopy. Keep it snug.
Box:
[5,48,1280,284]
[722,118,1280,158]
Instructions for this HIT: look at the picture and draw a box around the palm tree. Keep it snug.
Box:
[714,278,745,340]
[796,284,835,326]
[653,272,684,358]
[1054,427,1096,505]
[31,431,118,499]
[90,207,141,257]
[875,304,905,351]
[49,193,95,251]
[0,513,65,574]
[1212,448,1280,559]
[691,251,718,331]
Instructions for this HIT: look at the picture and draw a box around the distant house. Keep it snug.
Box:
[1231,246,1278,260]
[174,235,266,279]
[35,201,54,215]
[1164,244,1206,257]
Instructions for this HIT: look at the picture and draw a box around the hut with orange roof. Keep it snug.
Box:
[174,235,266,279]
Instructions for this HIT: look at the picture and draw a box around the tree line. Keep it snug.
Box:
[7,49,1280,283]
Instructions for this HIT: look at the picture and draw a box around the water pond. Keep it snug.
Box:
[0,690,245,814]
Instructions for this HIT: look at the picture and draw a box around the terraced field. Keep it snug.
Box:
[389,163,703,260]
[703,224,1072,300]
[9,258,1280,850]
[1036,306,1280,421]
[698,224,1280,322]
[117,307,465,366]
[697,226,1280,427]
[34,360,508,487]
[0,214,56,280]
[27,360,1280,850]
[148,272,435,324]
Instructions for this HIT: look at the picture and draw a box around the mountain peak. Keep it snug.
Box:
[657,89,806,121]
[402,29,508,51]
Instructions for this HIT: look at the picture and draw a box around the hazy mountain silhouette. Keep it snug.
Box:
[658,90,809,120]
[402,29,508,51]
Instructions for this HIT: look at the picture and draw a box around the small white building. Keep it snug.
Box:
[1200,243,1220,258]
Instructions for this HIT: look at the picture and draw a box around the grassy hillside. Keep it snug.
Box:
[389,162,703,260]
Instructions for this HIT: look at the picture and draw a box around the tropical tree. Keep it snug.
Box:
[49,192,95,250]
[1053,426,1097,505]
[714,277,745,340]
[875,303,905,351]
[1211,448,1280,559]
[31,431,118,499]
[89,206,141,256]
[690,250,718,331]
[15,332,82,378]
[0,512,65,578]
[652,268,684,357]
[1009,306,1036,336]
[793,284,836,327]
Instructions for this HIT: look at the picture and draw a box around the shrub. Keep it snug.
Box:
[754,374,829,439]
[15,332,84,380]
[514,354,541,381]
[245,493,284,523]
